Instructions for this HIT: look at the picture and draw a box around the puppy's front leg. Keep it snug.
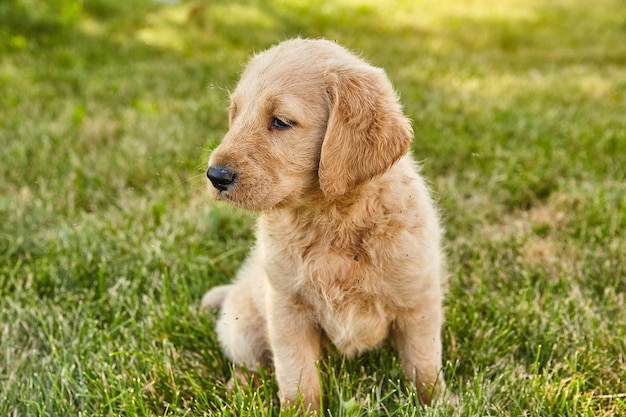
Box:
[267,288,321,414]
[394,301,445,406]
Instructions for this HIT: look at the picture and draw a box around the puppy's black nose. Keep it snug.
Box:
[207,166,236,191]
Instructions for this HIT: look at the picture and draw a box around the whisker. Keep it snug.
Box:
[184,173,207,184]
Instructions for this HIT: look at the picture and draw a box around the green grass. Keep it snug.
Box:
[1,0,625,415]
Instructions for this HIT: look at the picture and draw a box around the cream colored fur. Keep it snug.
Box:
[203,38,448,413]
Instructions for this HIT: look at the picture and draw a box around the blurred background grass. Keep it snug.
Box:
[1,0,625,415]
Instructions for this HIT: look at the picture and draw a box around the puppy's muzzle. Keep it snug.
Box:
[207,166,237,191]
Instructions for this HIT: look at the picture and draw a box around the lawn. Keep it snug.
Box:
[1,0,625,415]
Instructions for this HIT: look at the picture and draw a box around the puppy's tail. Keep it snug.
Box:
[201,284,233,310]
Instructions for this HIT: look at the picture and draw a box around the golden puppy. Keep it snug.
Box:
[203,38,447,413]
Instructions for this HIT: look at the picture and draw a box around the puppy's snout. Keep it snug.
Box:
[207,166,237,191]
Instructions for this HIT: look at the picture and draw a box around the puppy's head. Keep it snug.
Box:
[207,38,412,210]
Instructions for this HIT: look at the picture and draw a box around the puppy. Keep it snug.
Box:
[203,38,447,413]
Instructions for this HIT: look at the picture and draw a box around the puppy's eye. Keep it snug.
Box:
[271,117,294,130]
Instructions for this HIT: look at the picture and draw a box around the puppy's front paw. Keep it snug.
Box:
[279,393,321,416]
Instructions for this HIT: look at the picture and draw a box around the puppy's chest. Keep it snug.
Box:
[308,279,392,356]
[294,246,394,355]
[262,215,399,354]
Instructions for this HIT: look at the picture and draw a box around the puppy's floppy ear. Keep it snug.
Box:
[319,65,413,198]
